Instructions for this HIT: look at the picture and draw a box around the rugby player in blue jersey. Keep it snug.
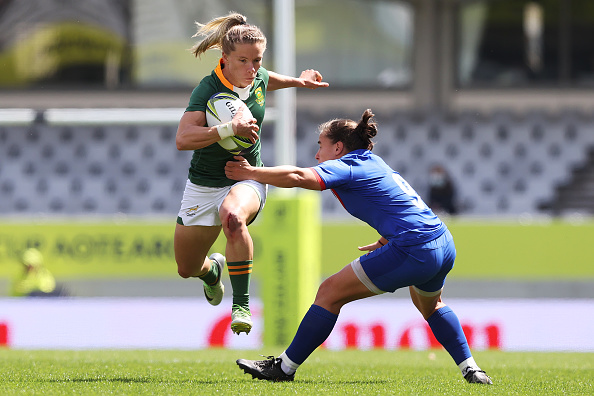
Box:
[225,109,492,384]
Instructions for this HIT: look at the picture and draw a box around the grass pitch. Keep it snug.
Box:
[1,349,592,395]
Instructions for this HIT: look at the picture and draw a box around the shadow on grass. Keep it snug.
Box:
[37,377,233,385]
[37,375,395,386]
[40,378,152,384]
[233,378,395,385]
[296,379,393,385]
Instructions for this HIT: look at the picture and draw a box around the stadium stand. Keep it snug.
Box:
[543,147,594,215]
[1,110,593,218]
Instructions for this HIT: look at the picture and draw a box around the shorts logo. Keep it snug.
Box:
[185,205,199,217]
[255,87,264,106]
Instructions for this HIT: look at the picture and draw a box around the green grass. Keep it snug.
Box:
[1,349,592,395]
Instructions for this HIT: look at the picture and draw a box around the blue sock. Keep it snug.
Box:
[426,306,472,365]
[285,304,338,365]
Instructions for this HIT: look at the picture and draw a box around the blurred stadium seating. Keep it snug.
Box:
[0,123,191,216]
[1,109,593,219]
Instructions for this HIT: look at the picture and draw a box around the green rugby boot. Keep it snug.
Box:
[203,253,225,306]
[231,304,252,335]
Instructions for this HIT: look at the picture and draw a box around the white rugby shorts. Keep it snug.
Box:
[177,179,267,226]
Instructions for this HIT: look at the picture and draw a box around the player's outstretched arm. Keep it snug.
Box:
[267,70,329,91]
[225,156,322,190]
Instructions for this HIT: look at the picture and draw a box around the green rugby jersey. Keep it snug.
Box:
[185,60,269,187]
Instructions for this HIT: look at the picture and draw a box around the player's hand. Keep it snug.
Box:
[299,69,329,89]
[357,240,384,253]
[232,105,259,143]
[225,156,252,180]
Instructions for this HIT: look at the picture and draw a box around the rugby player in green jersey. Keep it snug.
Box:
[174,12,328,335]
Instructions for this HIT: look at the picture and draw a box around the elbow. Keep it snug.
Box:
[294,175,309,188]
[175,138,184,151]
[272,174,302,189]
[281,170,305,188]
[175,130,189,150]
[292,173,319,190]
[175,128,184,150]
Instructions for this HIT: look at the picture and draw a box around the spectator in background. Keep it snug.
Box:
[10,248,67,297]
[428,164,458,215]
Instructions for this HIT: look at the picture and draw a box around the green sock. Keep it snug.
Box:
[198,258,220,286]
[227,260,253,309]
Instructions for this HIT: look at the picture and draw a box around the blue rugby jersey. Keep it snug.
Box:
[311,149,446,246]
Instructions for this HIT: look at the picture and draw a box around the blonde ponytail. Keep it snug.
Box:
[190,12,266,58]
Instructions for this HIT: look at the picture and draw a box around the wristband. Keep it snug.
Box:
[378,239,385,246]
[216,121,234,140]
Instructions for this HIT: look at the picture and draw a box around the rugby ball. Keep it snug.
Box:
[205,92,254,155]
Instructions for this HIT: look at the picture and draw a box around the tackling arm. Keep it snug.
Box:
[225,156,322,190]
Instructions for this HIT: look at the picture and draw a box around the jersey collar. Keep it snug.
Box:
[215,58,253,100]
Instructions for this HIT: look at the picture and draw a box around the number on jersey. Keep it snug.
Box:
[392,173,428,210]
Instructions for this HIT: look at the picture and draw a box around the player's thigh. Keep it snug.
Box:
[174,223,221,272]
[220,182,263,225]
[314,263,375,314]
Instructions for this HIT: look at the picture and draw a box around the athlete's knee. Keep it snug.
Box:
[177,262,196,279]
[415,295,445,320]
[177,267,192,279]
[313,277,342,311]
[316,277,334,297]
[228,212,243,232]
[221,210,247,236]
[176,259,206,279]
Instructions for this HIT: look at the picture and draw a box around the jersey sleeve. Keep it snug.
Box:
[258,66,270,88]
[185,75,217,113]
[312,159,351,189]
[308,168,326,189]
